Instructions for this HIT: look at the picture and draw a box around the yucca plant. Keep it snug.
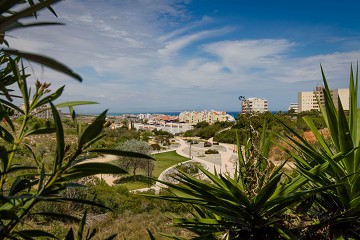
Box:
[0,1,154,239]
[279,64,359,238]
[151,121,331,239]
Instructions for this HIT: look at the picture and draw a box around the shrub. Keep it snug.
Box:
[204,149,218,154]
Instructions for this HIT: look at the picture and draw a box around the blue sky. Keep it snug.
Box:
[10,0,360,113]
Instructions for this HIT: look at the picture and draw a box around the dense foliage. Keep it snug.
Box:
[183,110,326,146]
[215,110,325,145]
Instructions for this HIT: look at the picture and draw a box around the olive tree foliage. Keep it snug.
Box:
[0,1,153,239]
[115,139,154,177]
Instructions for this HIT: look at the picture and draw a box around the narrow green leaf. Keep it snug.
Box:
[321,66,340,150]
[4,49,82,81]
[65,228,75,240]
[61,162,127,181]
[4,21,63,32]
[253,173,282,211]
[38,164,46,191]
[0,146,9,172]
[218,175,251,207]
[55,101,98,108]
[273,163,328,197]
[349,64,358,146]
[147,230,156,240]
[33,212,80,222]
[0,0,60,29]
[9,177,31,195]
[337,98,354,174]
[9,57,30,112]
[303,116,333,156]
[50,102,64,170]
[0,0,20,13]
[15,230,56,238]
[104,234,118,240]
[23,121,55,137]
[0,125,14,143]
[350,175,360,200]
[77,210,87,240]
[349,195,360,209]
[0,210,19,220]
[78,110,107,148]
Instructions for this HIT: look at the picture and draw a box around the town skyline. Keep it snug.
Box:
[9,0,360,113]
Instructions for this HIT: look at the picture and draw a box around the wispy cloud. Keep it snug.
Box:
[158,27,236,57]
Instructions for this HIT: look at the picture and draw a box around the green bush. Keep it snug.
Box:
[204,149,219,154]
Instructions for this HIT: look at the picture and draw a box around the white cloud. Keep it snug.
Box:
[202,39,295,73]
[158,27,235,57]
[158,16,213,42]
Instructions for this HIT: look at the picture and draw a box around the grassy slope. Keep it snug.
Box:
[152,150,189,177]
[119,150,189,190]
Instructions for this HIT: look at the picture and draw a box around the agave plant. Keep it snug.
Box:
[279,65,359,238]
[0,1,154,239]
[151,121,331,239]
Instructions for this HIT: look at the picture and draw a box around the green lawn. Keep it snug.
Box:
[117,150,189,190]
[152,150,189,178]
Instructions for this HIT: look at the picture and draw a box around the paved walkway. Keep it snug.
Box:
[87,137,239,193]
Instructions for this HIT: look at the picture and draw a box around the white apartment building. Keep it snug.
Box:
[133,122,194,134]
[298,92,316,112]
[288,103,299,113]
[241,98,268,113]
[298,87,349,112]
[332,88,350,110]
[179,110,233,124]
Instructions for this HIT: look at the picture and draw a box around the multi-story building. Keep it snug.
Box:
[241,98,268,113]
[298,87,349,112]
[332,88,350,110]
[133,122,194,134]
[288,103,299,113]
[179,110,234,125]
[298,91,316,112]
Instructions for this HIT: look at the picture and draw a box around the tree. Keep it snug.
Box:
[150,143,161,152]
[115,139,153,177]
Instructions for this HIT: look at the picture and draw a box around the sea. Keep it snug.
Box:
[107,111,282,118]
[108,111,241,118]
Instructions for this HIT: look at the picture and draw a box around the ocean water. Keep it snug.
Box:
[108,111,242,118]
[107,111,285,119]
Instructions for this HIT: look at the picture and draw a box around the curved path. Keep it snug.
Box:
[87,137,238,193]
[133,137,238,193]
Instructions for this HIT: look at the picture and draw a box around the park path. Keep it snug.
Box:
[85,137,239,193]
[133,137,238,193]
